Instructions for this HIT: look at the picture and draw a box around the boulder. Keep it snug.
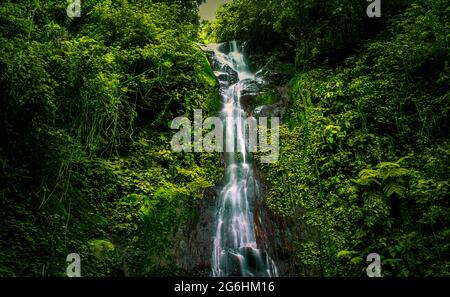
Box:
[255,62,294,84]
[254,102,286,118]
[239,78,262,109]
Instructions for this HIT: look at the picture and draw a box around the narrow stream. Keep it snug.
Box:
[206,42,279,277]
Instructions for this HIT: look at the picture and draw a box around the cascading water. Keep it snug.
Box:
[207,41,279,277]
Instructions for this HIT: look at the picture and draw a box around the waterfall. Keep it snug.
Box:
[206,41,279,277]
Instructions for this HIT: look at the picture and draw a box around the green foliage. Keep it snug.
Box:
[1,0,448,277]
[254,0,449,276]
[0,0,221,276]
[209,0,414,68]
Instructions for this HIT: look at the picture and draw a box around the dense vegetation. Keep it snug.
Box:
[206,0,449,276]
[0,0,222,276]
[1,0,448,277]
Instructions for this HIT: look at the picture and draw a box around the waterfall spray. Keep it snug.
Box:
[208,42,279,277]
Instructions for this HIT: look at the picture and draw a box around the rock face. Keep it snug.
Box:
[253,83,290,120]
[252,173,321,276]
[214,71,238,87]
[254,102,286,118]
[200,44,239,87]
[174,43,311,277]
[239,78,263,109]
[255,62,295,84]
[174,187,218,276]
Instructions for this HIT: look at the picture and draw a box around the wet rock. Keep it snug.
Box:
[215,71,228,82]
[182,43,296,277]
[254,103,286,118]
[238,247,271,277]
[215,71,238,87]
[202,44,239,86]
[239,79,262,109]
[221,251,242,277]
[174,187,219,276]
[217,42,231,54]
[199,44,215,56]
[252,167,322,277]
[255,62,294,84]
[219,247,272,277]
[211,63,238,85]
